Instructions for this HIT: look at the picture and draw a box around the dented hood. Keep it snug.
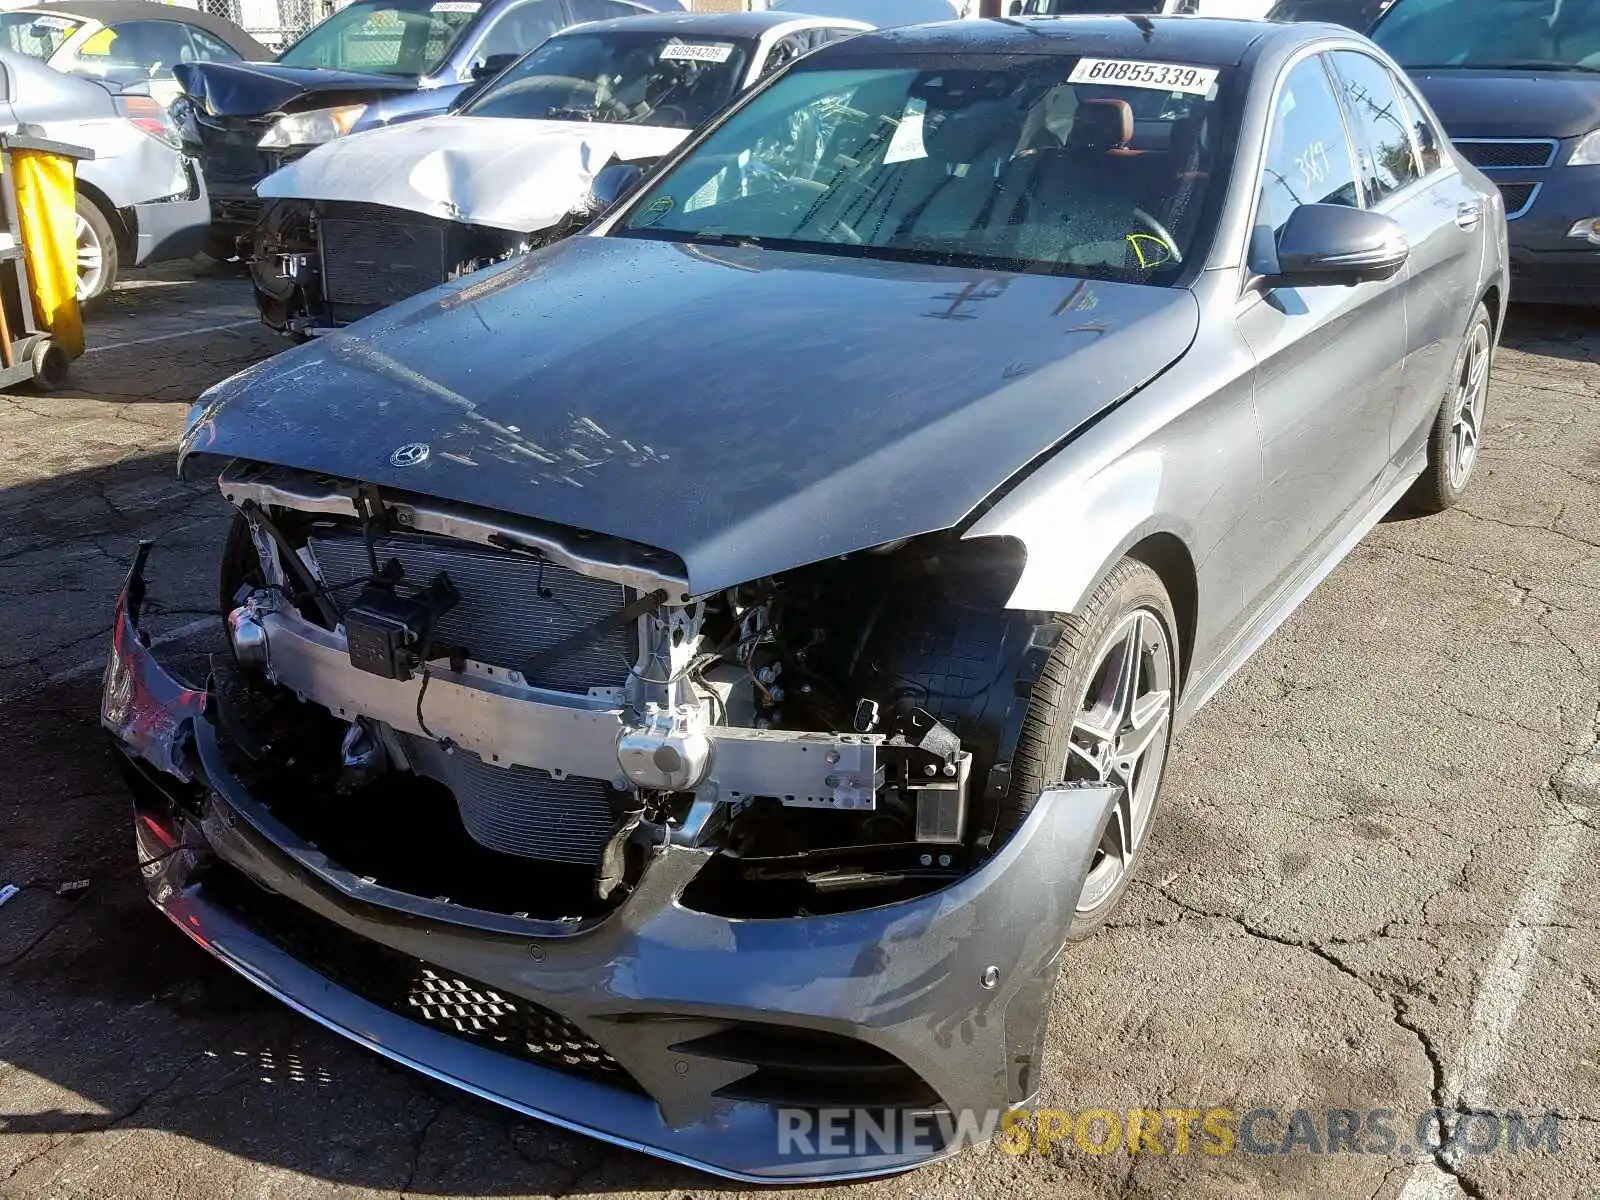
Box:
[258,115,690,232]
[174,60,421,119]
[183,237,1199,594]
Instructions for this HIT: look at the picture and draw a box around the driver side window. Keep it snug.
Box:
[1257,54,1361,239]
[468,0,563,74]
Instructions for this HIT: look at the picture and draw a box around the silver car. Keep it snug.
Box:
[0,49,209,299]
[104,15,1506,1183]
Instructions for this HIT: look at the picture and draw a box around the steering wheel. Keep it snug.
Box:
[1130,207,1182,267]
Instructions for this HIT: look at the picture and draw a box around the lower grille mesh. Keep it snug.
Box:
[203,866,640,1090]
[307,528,635,693]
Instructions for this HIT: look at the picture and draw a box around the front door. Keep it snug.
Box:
[1235,50,1408,613]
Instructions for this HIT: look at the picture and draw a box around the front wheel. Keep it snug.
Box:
[1407,300,1493,514]
[1003,559,1179,940]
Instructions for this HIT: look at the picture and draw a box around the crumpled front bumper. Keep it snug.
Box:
[104,548,1117,1183]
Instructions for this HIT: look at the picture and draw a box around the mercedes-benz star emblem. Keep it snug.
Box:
[390,442,430,468]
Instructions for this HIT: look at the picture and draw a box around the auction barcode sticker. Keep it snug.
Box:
[660,42,734,63]
[1067,57,1219,96]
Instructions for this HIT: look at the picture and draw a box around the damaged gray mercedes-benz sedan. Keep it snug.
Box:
[103,15,1506,1181]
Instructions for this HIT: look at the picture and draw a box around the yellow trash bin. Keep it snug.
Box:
[10,146,84,360]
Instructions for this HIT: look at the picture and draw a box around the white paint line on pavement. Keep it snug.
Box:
[1396,804,1589,1200]
[85,319,260,354]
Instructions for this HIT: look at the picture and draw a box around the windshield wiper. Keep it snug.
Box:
[675,231,769,249]
[1416,60,1600,73]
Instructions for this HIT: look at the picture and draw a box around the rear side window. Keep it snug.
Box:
[1258,54,1361,236]
[67,19,196,81]
[1394,76,1443,174]
[471,0,565,63]
[188,26,245,63]
[1329,49,1420,203]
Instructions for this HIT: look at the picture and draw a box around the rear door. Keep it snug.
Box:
[1326,47,1483,476]
[1235,50,1408,609]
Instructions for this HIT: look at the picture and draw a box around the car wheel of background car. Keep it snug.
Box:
[1006,559,1178,940]
[1408,300,1493,514]
[73,195,118,304]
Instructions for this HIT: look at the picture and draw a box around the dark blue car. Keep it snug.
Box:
[171,0,680,256]
[1372,0,1600,302]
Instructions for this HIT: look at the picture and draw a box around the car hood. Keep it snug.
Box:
[1408,68,1600,139]
[257,115,690,232]
[182,237,1200,594]
[174,60,421,119]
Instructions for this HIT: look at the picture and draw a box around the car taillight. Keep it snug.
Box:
[116,95,181,150]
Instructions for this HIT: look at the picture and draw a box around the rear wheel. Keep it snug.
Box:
[74,195,118,303]
[1407,301,1493,514]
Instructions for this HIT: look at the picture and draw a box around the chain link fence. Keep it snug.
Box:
[164,0,343,51]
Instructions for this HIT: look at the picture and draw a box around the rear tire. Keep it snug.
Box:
[1003,559,1179,940]
[74,195,118,304]
[1407,301,1493,514]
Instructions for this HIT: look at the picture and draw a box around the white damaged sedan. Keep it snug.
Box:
[248,10,868,335]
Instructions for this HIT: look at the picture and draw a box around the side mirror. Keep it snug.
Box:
[589,161,645,213]
[471,52,520,81]
[1258,203,1409,288]
[1007,0,1023,12]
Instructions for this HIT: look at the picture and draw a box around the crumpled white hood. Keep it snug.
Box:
[256,114,690,233]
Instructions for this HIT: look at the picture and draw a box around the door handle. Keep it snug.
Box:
[1455,201,1482,230]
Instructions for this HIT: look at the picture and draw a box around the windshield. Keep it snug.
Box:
[614,55,1226,282]
[465,30,752,126]
[277,0,479,76]
[1371,0,1600,70]
[0,12,82,58]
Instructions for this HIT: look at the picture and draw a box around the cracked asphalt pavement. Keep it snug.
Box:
[0,265,1597,1200]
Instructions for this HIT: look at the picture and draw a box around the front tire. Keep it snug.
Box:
[1003,559,1179,940]
[1408,301,1492,514]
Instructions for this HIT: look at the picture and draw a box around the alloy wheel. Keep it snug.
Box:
[1064,608,1175,914]
[1448,320,1491,490]
[75,212,104,302]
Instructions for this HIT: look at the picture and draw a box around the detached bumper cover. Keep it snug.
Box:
[130,158,210,266]
[104,555,1115,1182]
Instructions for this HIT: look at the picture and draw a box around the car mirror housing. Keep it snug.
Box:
[589,161,646,214]
[1259,203,1409,288]
[471,52,520,82]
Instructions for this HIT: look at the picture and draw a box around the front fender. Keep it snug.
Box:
[963,447,1195,617]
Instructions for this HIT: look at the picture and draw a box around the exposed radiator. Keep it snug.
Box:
[407,736,616,865]
[304,527,632,866]
[306,528,635,694]
[317,203,449,308]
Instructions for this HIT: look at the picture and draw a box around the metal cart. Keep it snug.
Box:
[0,133,94,392]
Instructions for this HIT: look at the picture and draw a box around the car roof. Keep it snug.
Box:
[558,9,869,38]
[16,0,269,56]
[820,14,1291,67]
